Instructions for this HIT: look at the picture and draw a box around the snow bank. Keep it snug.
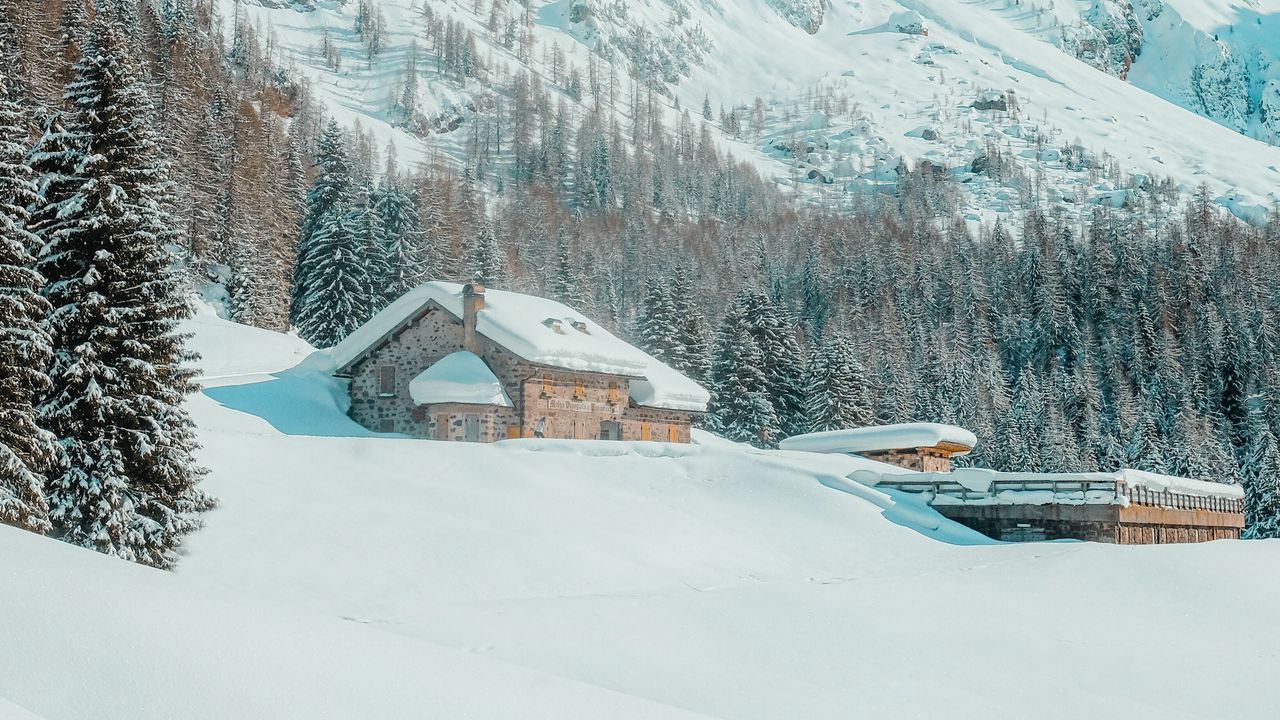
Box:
[779,423,978,454]
[408,351,513,407]
[326,281,709,412]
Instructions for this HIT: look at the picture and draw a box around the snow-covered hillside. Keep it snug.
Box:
[233,0,1280,221]
[3,312,1279,718]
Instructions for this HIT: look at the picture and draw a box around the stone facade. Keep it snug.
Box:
[343,301,695,442]
[863,448,958,473]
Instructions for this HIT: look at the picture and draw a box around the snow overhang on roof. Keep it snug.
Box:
[327,281,710,413]
[409,351,513,408]
[778,423,978,455]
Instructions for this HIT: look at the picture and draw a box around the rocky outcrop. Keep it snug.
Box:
[1059,0,1144,78]
[766,0,828,35]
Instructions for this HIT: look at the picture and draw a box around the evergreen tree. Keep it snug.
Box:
[733,290,808,438]
[465,219,507,288]
[292,119,354,325]
[28,14,210,567]
[707,304,780,448]
[805,332,872,433]
[634,279,680,363]
[546,228,589,309]
[293,201,368,346]
[669,267,712,383]
[1241,415,1280,539]
[374,180,432,300]
[0,74,55,533]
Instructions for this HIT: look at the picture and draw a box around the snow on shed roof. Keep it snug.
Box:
[778,423,978,455]
[409,351,513,408]
[327,281,710,413]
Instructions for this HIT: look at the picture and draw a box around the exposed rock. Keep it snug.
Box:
[766,0,828,35]
[889,10,927,36]
[972,90,1008,111]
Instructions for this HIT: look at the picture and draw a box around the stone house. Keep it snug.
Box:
[329,282,709,442]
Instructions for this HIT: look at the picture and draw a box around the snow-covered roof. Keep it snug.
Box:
[328,282,709,413]
[779,423,978,455]
[408,352,513,408]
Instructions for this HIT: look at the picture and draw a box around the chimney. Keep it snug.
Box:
[462,282,486,352]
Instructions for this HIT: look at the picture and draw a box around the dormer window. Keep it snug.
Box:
[542,318,564,334]
[571,321,589,334]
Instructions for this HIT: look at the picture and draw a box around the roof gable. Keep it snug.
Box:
[326,282,710,413]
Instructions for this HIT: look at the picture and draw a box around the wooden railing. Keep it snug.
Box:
[875,477,1243,513]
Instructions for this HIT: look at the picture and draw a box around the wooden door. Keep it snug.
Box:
[463,415,481,442]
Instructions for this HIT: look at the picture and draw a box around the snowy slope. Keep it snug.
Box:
[233,0,1280,220]
[4,312,1279,718]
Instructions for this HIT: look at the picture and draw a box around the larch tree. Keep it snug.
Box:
[0,70,56,533]
[28,13,210,568]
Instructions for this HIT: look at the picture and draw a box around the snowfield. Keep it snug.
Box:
[2,313,1280,718]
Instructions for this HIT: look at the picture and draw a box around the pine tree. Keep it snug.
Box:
[669,267,712,383]
[707,304,780,448]
[28,14,210,567]
[293,119,354,325]
[634,279,680,363]
[733,290,807,438]
[465,219,507,287]
[805,332,872,433]
[1241,415,1280,539]
[293,201,369,347]
[374,180,432,300]
[546,229,589,309]
[0,74,55,533]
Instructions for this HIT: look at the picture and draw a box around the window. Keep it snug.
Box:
[574,379,586,399]
[377,365,396,396]
[542,375,554,396]
[379,419,395,433]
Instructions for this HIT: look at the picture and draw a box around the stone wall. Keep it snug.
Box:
[345,302,695,443]
[863,448,954,473]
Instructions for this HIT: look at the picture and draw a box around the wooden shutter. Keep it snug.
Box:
[608,384,619,404]
[574,379,586,398]
[506,425,521,439]
[640,422,651,441]
[542,375,553,396]
[667,425,678,442]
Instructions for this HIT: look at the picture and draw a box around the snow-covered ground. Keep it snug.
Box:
[3,312,1279,718]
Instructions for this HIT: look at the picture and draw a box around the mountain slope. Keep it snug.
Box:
[4,312,1277,718]
[236,0,1280,221]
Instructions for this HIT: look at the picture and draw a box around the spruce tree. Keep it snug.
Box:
[292,119,354,325]
[805,332,872,433]
[634,279,680,363]
[707,304,780,448]
[669,267,712,383]
[28,14,210,567]
[374,180,432,300]
[0,74,55,533]
[1241,417,1280,539]
[465,219,507,288]
[546,229,589,309]
[733,290,807,438]
[293,202,368,347]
